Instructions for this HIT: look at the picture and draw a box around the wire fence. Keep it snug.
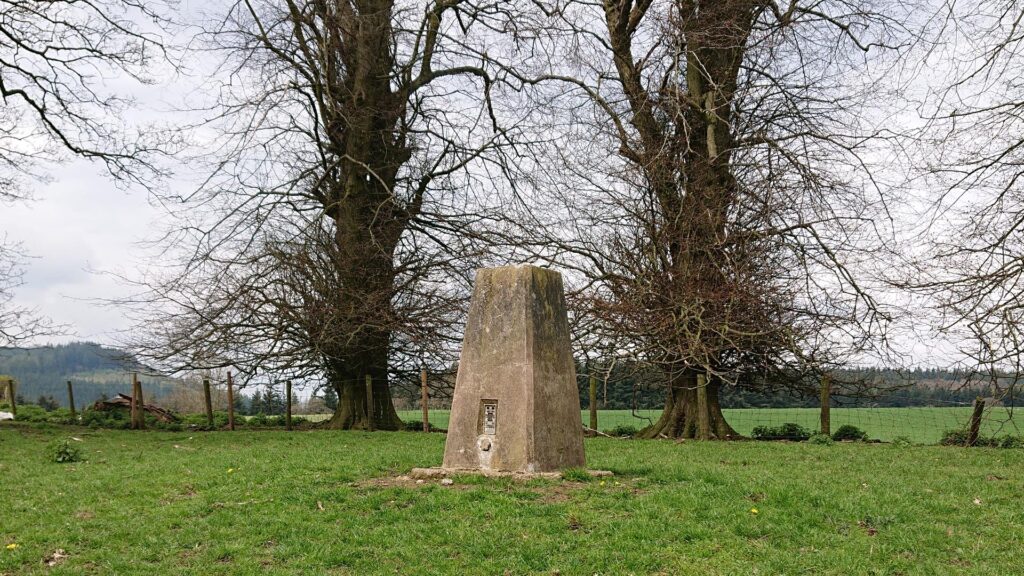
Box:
[6,370,1023,445]
[379,367,1024,444]
[390,405,1023,445]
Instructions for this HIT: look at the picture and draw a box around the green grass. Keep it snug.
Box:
[397,407,1024,444]
[2,423,1024,575]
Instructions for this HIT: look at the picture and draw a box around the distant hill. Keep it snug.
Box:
[0,342,180,409]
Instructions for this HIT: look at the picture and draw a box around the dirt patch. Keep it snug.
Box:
[535,482,585,504]
[351,475,473,491]
[44,549,69,567]
[353,473,583,492]
[353,473,642,505]
[410,467,613,480]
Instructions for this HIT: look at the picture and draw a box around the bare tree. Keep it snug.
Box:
[906,0,1024,397]
[512,0,911,438]
[0,0,169,344]
[0,242,49,346]
[0,0,168,200]
[128,0,524,429]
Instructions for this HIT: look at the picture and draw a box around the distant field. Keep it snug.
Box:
[392,407,1024,444]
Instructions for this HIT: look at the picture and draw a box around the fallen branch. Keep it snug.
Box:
[91,394,179,423]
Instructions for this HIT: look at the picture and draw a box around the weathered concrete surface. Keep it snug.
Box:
[442,265,586,472]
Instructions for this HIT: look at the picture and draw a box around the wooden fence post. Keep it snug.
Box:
[967,397,986,446]
[589,372,598,432]
[137,376,146,429]
[130,372,139,429]
[203,378,214,427]
[696,373,711,440]
[5,378,16,418]
[420,367,429,432]
[67,380,76,420]
[286,380,293,431]
[365,374,374,432]
[226,371,235,431]
[820,374,832,436]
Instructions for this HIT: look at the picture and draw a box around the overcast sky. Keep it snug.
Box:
[1,0,203,348]
[0,158,160,344]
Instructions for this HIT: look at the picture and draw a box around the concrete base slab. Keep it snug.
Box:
[411,467,613,481]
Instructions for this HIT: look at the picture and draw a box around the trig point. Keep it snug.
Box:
[440,264,586,473]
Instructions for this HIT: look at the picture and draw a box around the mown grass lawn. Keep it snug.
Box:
[2,423,1022,575]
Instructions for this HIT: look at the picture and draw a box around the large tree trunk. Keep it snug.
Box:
[319,198,404,430]
[318,252,405,430]
[640,372,738,439]
[322,338,402,430]
[325,374,403,430]
[312,0,420,431]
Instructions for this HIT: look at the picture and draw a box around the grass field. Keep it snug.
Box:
[3,423,1024,575]
[394,407,1024,444]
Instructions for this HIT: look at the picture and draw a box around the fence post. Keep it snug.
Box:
[203,378,214,427]
[820,374,832,436]
[226,371,235,431]
[5,378,16,418]
[696,373,711,440]
[286,380,293,431]
[135,375,147,428]
[967,397,985,446]
[589,372,598,431]
[365,374,375,432]
[420,367,429,432]
[67,380,76,420]
[130,372,139,429]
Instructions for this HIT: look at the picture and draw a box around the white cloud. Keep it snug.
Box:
[0,158,161,344]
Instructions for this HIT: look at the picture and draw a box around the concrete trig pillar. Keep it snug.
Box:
[442,265,586,472]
